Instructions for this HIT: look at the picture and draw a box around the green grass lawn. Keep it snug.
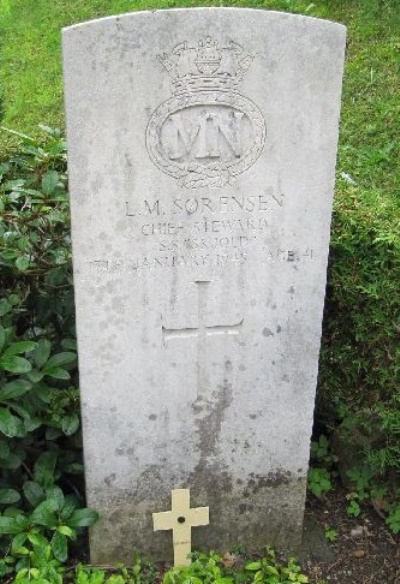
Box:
[0,0,399,177]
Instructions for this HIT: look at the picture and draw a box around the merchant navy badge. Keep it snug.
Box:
[146,37,266,188]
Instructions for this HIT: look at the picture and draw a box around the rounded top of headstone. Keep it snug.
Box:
[62,7,346,37]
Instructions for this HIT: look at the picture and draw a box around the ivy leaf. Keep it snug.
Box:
[3,507,24,518]
[0,439,10,458]
[0,355,32,374]
[24,417,42,432]
[27,369,44,383]
[3,341,36,357]
[27,530,49,548]
[44,352,76,370]
[43,367,70,380]
[61,414,79,436]
[0,300,12,317]
[0,451,22,469]
[63,462,84,475]
[7,294,20,307]
[245,562,262,571]
[23,481,45,507]
[33,339,52,369]
[15,256,30,272]
[46,427,63,441]
[34,451,58,487]
[35,382,52,403]
[60,495,78,521]
[0,516,26,534]
[68,508,99,528]
[61,339,77,351]
[0,380,32,400]
[30,499,58,528]
[0,408,25,437]
[52,531,68,562]
[0,489,21,504]
[8,403,30,423]
[46,486,64,511]
[12,532,28,554]
[57,525,74,538]
[0,325,5,351]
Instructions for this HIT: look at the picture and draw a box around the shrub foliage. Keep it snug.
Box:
[0,126,97,579]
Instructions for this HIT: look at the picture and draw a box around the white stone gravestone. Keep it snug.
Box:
[63,8,346,564]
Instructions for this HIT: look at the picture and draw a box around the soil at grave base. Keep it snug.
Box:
[70,486,399,584]
[299,486,400,584]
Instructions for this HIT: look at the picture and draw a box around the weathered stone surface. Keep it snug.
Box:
[63,8,346,564]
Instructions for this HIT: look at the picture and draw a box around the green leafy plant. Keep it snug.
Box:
[308,434,337,499]
[163,548,308,584]
[346,499,361,518]
[307,468,333,499]
[324,528,338,543]
[386,502,400,534]
[310,435,331,464]
[344,465,400,531]
[75,556,159,584]
[0,458,98,576]
[0,126,97,579]
[346,466,373,501]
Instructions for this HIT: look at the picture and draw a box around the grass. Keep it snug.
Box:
[0,0,399,190]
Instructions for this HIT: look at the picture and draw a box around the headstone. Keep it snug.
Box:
[63,8,346,564]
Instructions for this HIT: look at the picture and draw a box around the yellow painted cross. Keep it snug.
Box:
[152,489,209,566]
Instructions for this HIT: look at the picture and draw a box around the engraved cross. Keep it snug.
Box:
[162,280,243,399]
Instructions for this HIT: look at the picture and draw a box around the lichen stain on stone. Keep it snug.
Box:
[91,495,173,563]
[224,359,233,372]
[239,502,254,514]
[115,444,135,456]
[186,377,234,502]
[104,473,116,486]
[245,469,293,494]
[134,464,164,501]
[263,327,274,337]
[192,377,232,459]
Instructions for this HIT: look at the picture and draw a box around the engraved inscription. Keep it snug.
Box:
[161,106,250,162]
[146,38,266,188]
[86,248,315,278]
[122,188,285,270]
[125,192,279,217]
[162,281,243,399]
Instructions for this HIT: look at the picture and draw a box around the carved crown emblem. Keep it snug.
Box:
[157,37,254,95]
[146,37,266,188]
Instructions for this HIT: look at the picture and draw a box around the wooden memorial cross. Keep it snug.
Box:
[153,489,209,566]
